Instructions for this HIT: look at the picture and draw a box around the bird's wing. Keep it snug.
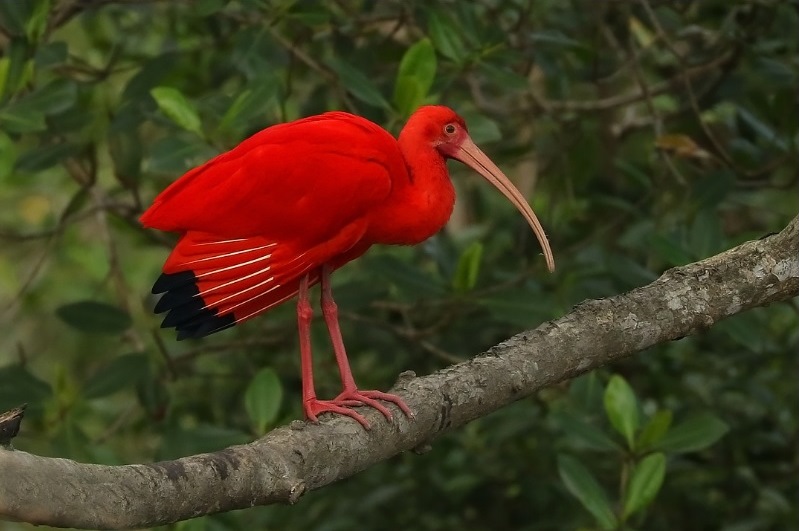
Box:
[142,112,407,338]
[140,111,404,242]
[153,224,369,339]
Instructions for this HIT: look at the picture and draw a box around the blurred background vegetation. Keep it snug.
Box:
[1,0,797,530]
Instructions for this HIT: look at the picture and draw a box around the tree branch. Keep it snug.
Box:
[2,214,798,530]
[530,49,737,113]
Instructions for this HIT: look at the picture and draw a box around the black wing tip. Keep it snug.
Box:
[160,297,205,326]
[154,283,202,314]
[175,315,235,340]
[163,303,236,340]
[152,271,196,295]
[164,305,235,339]
[152,271,237,340]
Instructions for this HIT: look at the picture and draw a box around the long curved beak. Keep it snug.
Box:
[449,135,555,272]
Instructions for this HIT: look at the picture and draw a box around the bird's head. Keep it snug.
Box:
[405,105,555,273]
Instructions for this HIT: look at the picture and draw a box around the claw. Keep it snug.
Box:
[305,398,371,429]
[336,390,393,420]
[356,390,413,418]
[303,390,413,429]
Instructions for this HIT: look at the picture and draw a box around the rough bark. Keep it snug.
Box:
[1,214,797,530]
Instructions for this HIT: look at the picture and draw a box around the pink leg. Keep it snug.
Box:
[298,274,371,427]
[320,265,413,425]
[298,275,316,407]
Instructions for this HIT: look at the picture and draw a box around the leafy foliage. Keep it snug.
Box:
[244,367,283,435]
[0,1,797,529]
[559,373,727,527]
[56,301,132,335]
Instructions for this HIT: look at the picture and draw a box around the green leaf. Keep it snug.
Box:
[47,104,93,134]
[689,209,724,259]
[0,130,16,180]
[458,110,501,144]
[83,353,150,399]
[552,411,622,452]
[219,89,254,131]
[0,37,31,100]
[176,516,209,531]
[122,53,177,100]
[23,78,78,115]
[655,413,729,453]
[366,254,446,298]
[653,94,679,113]
[603,374,640,449]
[477,62,529,91]
[0,58,8,99]
[530,30,584,49]
[56,301,132,335]
[393,38,437,117]
[327,58,390,109]
[426,10,467,63]
[650,234,693,266]
[452,241,483,293]
[717,313,764,352]
[150,86,203,136]
[287,8,331,26]
[0,106,45,133]
[692,168,735,208]
[1,78,78,133]
[0,2,31,36]
[623,453,666,519]
[24,0,51,42]
[136,375,169,419]
[15,142,79,172]
[0,365,52,408]
[33,41,67,69]
[637,410,673,450]
[569,372,605,412]
[108,129,142,185]
[218,79,277,133]
[557,454,617,530]
[737,106,789,152]
[244,367,283,433]
[194,0,227,16]
[146,135,217,175]
[476,285,550,326]
[157,423,249,461]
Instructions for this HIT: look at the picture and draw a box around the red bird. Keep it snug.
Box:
[141,105,555,428]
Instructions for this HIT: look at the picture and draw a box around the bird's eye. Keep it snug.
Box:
[444,123,457,135]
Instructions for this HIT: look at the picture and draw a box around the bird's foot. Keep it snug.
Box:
[335,389,414,421]
[304,389,413,430]
[304,398,372,429]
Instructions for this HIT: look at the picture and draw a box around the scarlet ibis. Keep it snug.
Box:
[141,105,555,428]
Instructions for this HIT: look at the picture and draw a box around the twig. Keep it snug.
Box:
[151,329,179,381]
[265,27,358,113]
[342,309,463,364]
[531,50,736,113]
[637,0,769,178]
[93,403,138,445]
[171,336,291,364]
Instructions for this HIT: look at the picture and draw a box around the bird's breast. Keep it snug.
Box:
[364,172,456,246]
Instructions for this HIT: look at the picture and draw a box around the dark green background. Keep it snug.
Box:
[1,1,797,529]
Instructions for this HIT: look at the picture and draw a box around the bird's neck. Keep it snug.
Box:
[365,134,455,246]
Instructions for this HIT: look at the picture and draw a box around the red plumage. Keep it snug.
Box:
[142,106,554,427]
[141,112,402,337]
[142,112,399,237]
